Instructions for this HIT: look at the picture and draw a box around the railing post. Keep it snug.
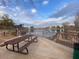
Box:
[17,43,19,52]
[12,44,15,51]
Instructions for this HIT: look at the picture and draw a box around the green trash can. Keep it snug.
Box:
[73,43,79,59]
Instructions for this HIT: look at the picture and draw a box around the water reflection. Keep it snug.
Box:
[34,30,56,38]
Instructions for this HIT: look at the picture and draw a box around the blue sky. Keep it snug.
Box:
[0,0,79,27]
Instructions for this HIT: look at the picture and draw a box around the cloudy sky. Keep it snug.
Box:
[0,0,79,27]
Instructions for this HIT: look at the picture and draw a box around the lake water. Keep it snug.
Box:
[33,30,56,39]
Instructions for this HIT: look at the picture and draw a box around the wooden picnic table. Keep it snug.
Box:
[0,34,38,54]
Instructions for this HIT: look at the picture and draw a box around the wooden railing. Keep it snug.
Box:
[53,32,79,48]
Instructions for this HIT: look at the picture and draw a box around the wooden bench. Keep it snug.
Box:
[19,36,38,54]
[0,34,38,54]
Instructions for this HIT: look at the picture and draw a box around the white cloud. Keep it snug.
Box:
[15,6,21,11]
[42,0,49,5]
[0,6,34,24]
[51,1,79,18]
[0,5,38,25]
[0,5,6,9]
[31,16,75,26]
[31,8,37,13]
[56,16,75,24]
[0,5,7,16]
[1,0,9,6]
[0,10,5,16]
[32,17,63,25]
[0,3,75,27]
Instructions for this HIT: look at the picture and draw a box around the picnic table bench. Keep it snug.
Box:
[0,34,38,54]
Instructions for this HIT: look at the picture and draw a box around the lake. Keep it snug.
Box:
[33,30,56,39]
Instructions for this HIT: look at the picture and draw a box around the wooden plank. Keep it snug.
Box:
[19,36,38,53]
[0,43,5,47]
[4,35,33,45]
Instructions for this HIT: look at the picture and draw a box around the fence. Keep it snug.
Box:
[54,32,78,48]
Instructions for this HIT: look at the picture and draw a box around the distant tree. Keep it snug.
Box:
[51,26,56,31]
[0,14,15,29]
[62,22,70,26]
[57,25,60,33]
[30,26,34,32]
[62,22,71,39]
[62,22,70,32]
[61,26,64,32]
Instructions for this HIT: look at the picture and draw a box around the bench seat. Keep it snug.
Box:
[0,34,38,55]
[19,36,38,54]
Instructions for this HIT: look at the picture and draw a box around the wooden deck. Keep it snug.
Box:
[0,37,73,59]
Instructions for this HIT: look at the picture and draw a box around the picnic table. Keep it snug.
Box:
[0,34,38,54]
